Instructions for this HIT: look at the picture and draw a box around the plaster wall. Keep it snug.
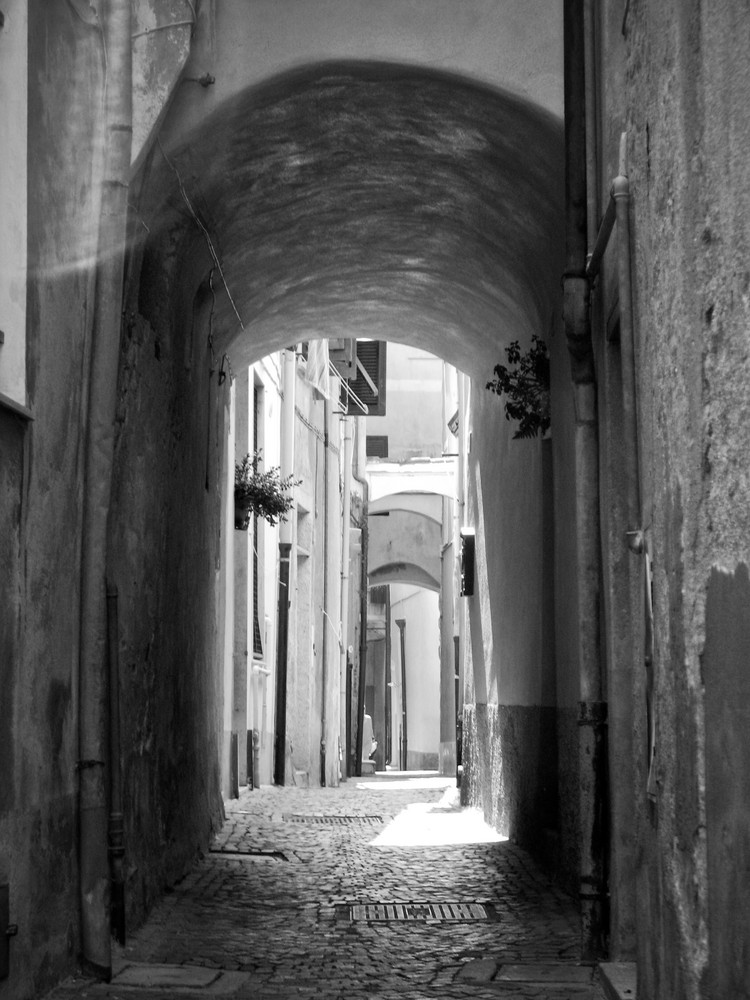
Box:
[368,510,441,592]
[232,370,251,786]
[587,0,636,958]
[622,3,750,995]
[163,0,563,157]
[439,531,457,777]
[0,8,106,994]
[286,365,327,784]
[366,344,445,460]
[461,374,561,870]
[549,311,581,897]
[248,358,283,786]
[390,585,440,770]
[0,0,27,407]
[108,268,228,928]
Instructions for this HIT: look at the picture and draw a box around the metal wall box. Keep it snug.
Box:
[460,528,475,596]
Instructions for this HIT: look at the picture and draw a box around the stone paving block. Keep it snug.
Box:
[43,777,606,1000]
[455,958,498,981]
[599,961,637,1000]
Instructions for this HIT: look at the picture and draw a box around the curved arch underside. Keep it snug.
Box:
[140,61,564,378]
[368,562,440,593]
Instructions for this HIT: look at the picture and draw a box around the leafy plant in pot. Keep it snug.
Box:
[234,451,301,530]
[486,334,550,439]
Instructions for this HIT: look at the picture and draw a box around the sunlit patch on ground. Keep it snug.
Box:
[369,784,507,847]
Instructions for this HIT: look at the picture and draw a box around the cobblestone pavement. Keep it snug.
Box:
[46,774,606,999]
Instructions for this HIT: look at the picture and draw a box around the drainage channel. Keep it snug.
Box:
[209,848,287,860]
[341,902,497,922]
[283,813,384,825]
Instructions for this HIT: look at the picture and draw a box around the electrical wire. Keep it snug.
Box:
[157,137,245,334]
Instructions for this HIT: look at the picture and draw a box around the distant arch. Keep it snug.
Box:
[368,563,440,593]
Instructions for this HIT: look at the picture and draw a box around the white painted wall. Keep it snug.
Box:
[390,583,440,767]
[0,0,27,408]
[167,0,563,150]
[367,344,445,460]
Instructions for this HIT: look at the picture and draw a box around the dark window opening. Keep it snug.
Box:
[366,435,389,459]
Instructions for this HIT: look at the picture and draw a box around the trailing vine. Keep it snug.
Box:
[234,451,301,528]
[486,335,551,439]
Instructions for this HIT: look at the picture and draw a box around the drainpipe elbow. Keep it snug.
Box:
[612,173,630,203]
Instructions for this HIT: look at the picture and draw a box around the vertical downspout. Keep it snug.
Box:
[396,619,407,770]
[353,425,369,778]
[320,402,329,786]
[273,350,296,785]
[583,0,599,261]
[563,0,607,961]
[106,586,124,945]
[613,139,642,549]
[79,0,132,978]
[339,418,353,777]
[384,589,392,765]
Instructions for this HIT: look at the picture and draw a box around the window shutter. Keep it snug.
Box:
[342,341,387,416]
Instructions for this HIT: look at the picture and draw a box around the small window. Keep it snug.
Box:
[366,435,389,459]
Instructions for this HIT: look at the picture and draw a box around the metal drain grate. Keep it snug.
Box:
[283,814,383,826]
[209,849,286,861]
[346,902,492,922]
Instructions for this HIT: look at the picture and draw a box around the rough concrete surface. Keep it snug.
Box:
[43,775,605,1000]
[625,1,750,995]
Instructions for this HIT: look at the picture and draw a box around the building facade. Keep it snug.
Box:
[1,3,749,998]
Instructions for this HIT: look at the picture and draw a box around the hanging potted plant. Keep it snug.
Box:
[234,451,300,530]
[486,334,551,439]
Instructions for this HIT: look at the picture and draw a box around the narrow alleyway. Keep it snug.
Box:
[46,775,606,1000]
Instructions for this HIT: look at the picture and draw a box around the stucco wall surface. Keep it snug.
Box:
[390,584,440,768]
[462,703,558,859]
[369,510,441,592]
[625,3,750,995]
[108,290,227,927]
[165,0,563,147]
[465,383,554,709]
[366,344,445,460]
[0,7,107,994]
[287,371,327,783]
[461,374,565,878]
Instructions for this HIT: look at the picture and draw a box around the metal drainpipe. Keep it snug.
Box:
[583,0,599,261]
[339,418,353,777]
[106,586,125,945]
[396,619,407,770]
[563,0,607,961]
[79,0,132,977]
[273,350,296,785]
[353,425,369,778]
[320,401,329,786]
[613,137,643,553]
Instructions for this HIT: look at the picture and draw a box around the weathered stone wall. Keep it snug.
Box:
[0,7,106,994]
[1,8,228,991]
[462,704,558,857]
[622,2,750,995]
[108,281,227,927]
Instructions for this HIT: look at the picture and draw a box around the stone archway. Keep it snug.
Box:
[112,53,565,924]
[136,61,563,376]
